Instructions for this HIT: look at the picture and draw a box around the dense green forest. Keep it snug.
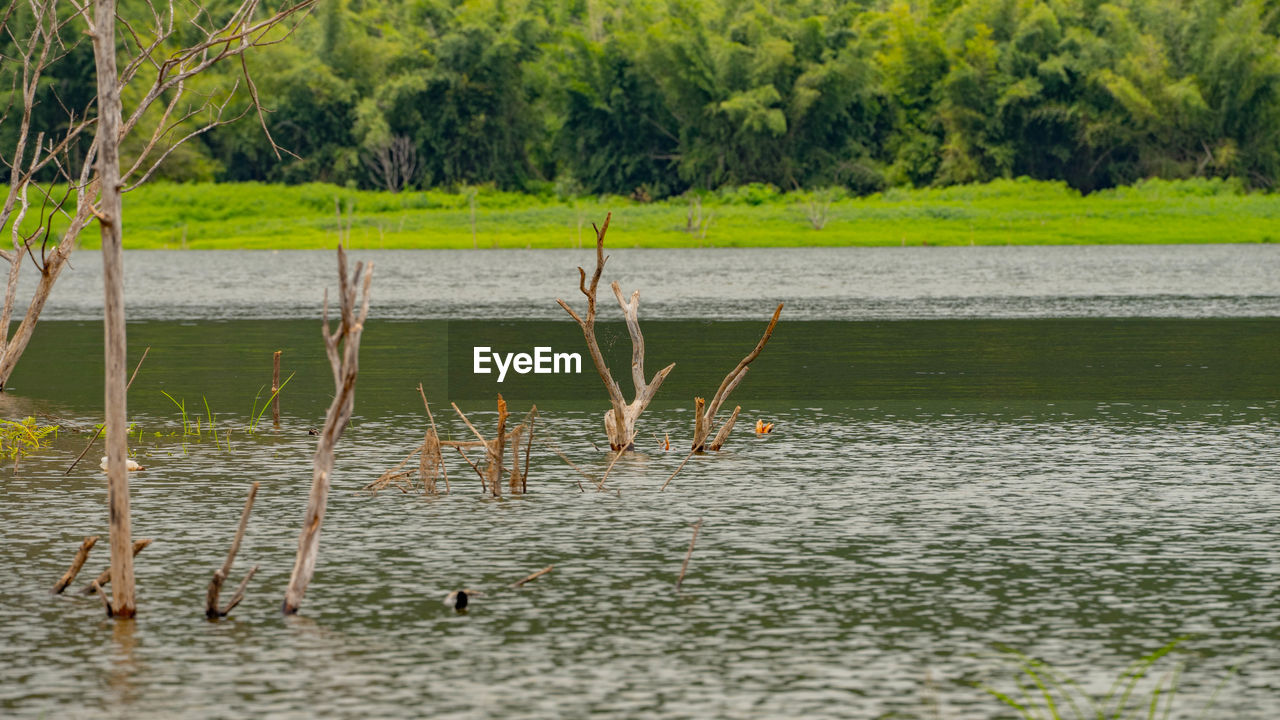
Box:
[6,0,1280,199]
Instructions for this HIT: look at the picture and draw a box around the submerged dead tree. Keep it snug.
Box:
[283,246,372,615]
[3,0,315,618]
[93,0,134,618]
[0,0,316,392]
[557,214,674,450]
[690,304,783,452]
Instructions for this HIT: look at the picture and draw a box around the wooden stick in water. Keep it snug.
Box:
[659,450,698,492]
[510,565,553,588]
[675,518,703,592]
[206,482,259,618]
[487,395,508,498]
[271,350,282,429]
[597,425,639,490]
[451,402,489,445]
[522,409,536,494]
[454,446,486,483]
[52,536,98,594]
[508,426,523,494]
[220,566,258,617]
[418,384,449,493]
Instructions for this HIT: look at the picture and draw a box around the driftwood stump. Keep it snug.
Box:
[283,245,372,615]
[691,303,782,451]
[557,213,674,450]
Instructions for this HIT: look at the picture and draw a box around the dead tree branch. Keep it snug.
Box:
[79,538,152,594]
[0,0,316,392]
[691,303,782,451]
[283,245,373,615]
[556,213,674,450]
[206,482,259,619]
[52,536,98,594]
[510,566,553,588]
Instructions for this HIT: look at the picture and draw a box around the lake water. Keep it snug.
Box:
[1,246,1277,719]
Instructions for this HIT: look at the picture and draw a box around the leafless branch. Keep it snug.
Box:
[557,214,674,450]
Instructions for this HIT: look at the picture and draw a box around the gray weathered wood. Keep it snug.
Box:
[556,214,674,450]
[283,245,372,615]
[91,0,136,619]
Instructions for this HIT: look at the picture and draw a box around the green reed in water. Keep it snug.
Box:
[981,638,1236,720]
[159,391,232,450]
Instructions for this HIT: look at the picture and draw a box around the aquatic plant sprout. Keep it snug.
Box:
[160,390,190,436]
[980,638,1237,720]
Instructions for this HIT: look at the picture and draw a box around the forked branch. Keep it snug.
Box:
[206,482,259,619]
[556,214,674,450]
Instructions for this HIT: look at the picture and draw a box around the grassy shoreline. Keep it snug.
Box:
[8,177,1279,249]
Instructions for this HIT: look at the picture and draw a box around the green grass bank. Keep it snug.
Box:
[8,177,1280,249]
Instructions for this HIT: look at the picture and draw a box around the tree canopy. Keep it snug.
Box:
[7,0,1280,197]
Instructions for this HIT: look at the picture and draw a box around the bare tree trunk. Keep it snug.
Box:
[283,245,372,615]
[90,0,136,619]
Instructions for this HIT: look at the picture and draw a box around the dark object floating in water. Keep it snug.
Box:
[307,427,320,436]
[444,589,469,611]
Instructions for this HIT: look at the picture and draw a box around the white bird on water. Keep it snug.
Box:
[100,456,144,472]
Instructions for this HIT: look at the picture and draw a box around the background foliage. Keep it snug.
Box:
[5,0,1280,198]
